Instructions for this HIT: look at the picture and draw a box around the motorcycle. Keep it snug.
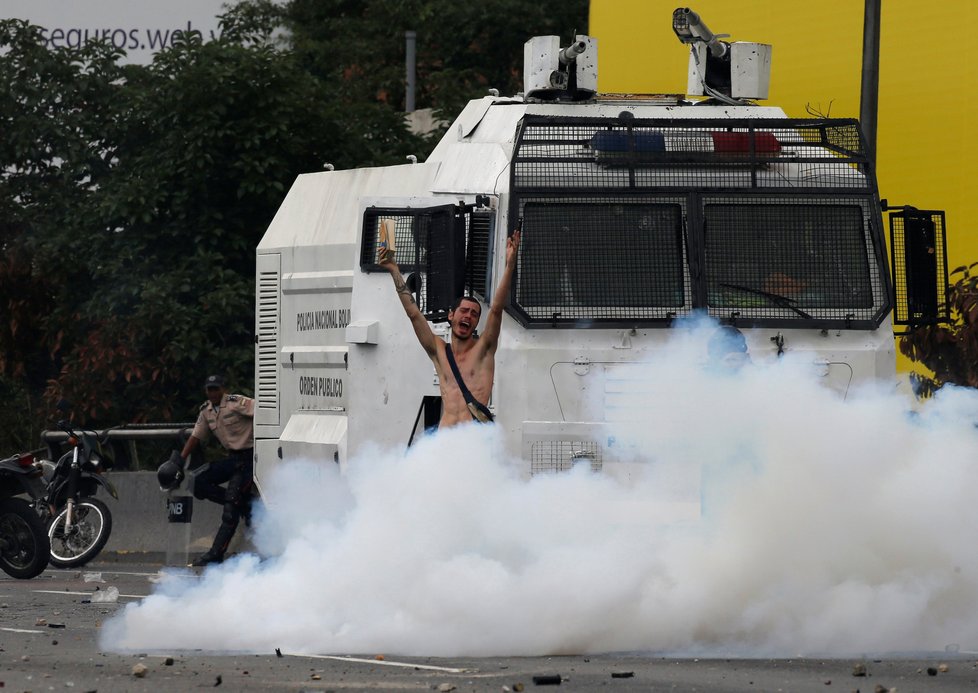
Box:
[0,451,50,578]
[33,418,118,568]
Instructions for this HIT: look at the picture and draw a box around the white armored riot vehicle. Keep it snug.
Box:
[252,8,944,486]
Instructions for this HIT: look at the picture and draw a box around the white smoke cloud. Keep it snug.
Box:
[101,321,978,657]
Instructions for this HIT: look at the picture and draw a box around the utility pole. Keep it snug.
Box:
[405,30,417,113]
[860,0,881,164]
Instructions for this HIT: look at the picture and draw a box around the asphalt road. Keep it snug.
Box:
[2,562,977,692]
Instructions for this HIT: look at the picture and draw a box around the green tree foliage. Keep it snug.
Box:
[899,263,978,397]
[0,0,588,453]
[0,21,129,448]
[282,0,591,123]
[0,10,423,445]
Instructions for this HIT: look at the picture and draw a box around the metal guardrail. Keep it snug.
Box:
[39,424,196,470]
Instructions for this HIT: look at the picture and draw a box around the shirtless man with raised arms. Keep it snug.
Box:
[378,226,521,428]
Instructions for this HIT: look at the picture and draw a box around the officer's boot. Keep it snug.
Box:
[190,522,237,567]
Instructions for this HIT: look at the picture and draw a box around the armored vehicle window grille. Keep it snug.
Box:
[530,440,602,475]
[511,116,871,192]
[703,198,885,323]
[515,198,690,324]
[361,211,442,273]
[889,209,949,327]
[509,115,890,329]
[361,206,466,322]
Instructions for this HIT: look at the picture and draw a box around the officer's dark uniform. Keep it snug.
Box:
[190,388,255,564]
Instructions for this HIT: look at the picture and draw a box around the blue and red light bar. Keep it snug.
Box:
[590,129,782,155]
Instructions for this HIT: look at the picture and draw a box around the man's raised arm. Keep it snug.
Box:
[481,229,521,351]
[378,249,440,357]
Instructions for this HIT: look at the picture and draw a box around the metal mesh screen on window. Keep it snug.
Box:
[361,212,440,272]
[890,210,949,326]
[515,198,690,322]
[703,199,882,321]
[509,115,889,329]
[511,116,871,192]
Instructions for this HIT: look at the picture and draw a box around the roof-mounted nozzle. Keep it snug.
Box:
[523,35,598,102]
[672,6,771,104]
[672,7,729,59]
[558,40,588,65]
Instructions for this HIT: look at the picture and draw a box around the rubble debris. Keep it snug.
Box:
[927,667,938,676]
[532,674,562,685]
[214,674,223,686]
[437,684,456,692]
[874,685,889,693]
[375,654,385,660]
[132,663,148,678]
[83,572,104,583]
[852,663,867,677]
[610,672,634,679]
[47,623,66,629]
[35,618,46,626]
[938,663,949,673]
[91,586,119,603]
[275,648,283,657]
[164,657,175,666]
[513,684,525,692]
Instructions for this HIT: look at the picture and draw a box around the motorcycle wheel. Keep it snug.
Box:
[0,497,50,579]
[48,498,112,569]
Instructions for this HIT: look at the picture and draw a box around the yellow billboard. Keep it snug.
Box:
[590,0,978,375]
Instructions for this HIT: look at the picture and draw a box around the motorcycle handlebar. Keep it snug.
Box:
[55,419,115,446]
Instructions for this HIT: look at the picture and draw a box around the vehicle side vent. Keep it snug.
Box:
[890,207,949,327]
[255,253,281,425]
[465,210,494,298]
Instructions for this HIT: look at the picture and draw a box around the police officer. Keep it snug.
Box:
[179,374,255,566]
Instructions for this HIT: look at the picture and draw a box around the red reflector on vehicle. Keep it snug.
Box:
[710,131,781,153]
[17,453,34,467]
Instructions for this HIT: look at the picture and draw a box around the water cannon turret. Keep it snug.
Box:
[672,7,728,59]
[523,35,597,101]
[672,6,771,104]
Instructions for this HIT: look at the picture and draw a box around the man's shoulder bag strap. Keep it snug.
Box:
[444,345,494,423]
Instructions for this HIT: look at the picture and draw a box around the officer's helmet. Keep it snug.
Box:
[157,451,185,491]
